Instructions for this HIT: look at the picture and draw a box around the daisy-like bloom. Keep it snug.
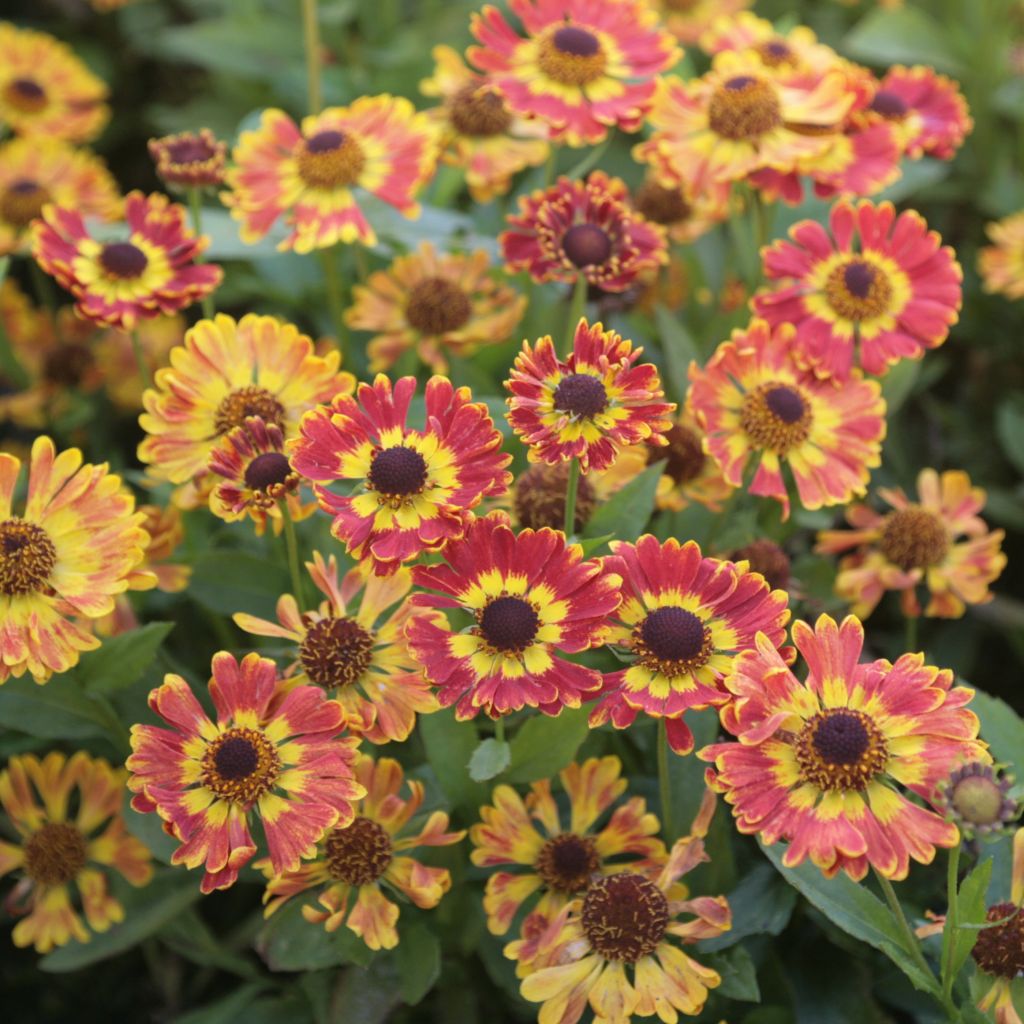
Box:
[0,436,148,684]
[0,23,109,143]
[0,138,120,255]
[467,0,680,147]
[727,538,793,593]
[93,315,184,412]
[859,66,972,161]
[658,0,753,46]
[971,829,1024,1024]
[470,757,666,949]
[149,129,227,189]
[644,412,735,513]
[127,652,365,894]
[501,172,668,292]
[290,374,511,575]
[406,512,620,720]
[420,45,549,204]
[632,176,731,245]
[516,801,730,1023]
[687,318,886,519]
[979,211,1024,301]
[138,313,351,485]
[31,190,222,330]
[700,614,985,881]
[346,241,526,374]
[815,468,1006,619]
[634,50,854,193]
[234,552,438,744]
[222,98,438,253]
[589,536,790,755]
[261,753,464,950]
[506,318,674,473]
[0,752,152,953]
[934,763,1019,841]
[208,416,307,532]
[754,199,963,379]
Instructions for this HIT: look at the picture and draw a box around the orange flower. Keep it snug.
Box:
[979,210,1024,301]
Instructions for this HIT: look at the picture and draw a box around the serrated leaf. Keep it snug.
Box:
[945,856,993,986]
[419,707,488,811]
[505,706,590,783]
[189,551,290,619]
[583,461,664,543]
[970,688,1024,769]
[469,738,511,782]
[256,898,374,972]
[843,7,962,73]
[705,945,760,1002]
[396,925,441,1005]
[0,674,116,742]
[653,304,700,403]
[76,622,173,695]
[700,861,797,952]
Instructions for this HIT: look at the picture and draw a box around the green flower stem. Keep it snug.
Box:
[565,272,587,354]
[905,614,920,653]
[658,719,674,841]
[543,148,557,187]
[130,329,152,389]
[188,186,214,319]
[941,840,962,1006]
[280,502,307,611]
[563,457,581,537]
[319,247,351,367]
[494,718,505,743]
[301,0,322,115]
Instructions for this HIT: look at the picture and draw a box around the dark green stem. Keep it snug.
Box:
[130,329,153,389]
[280,503,307,610]
[188,187,214,319]
[565,273,587,354]
[658,719,673,841]
[563,458,581,537]
[301,0,322,115]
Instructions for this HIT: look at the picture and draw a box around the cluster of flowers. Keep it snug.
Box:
[0,1,1021,1021]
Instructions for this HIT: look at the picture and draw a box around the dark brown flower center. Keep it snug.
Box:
[0,518,57,596]
[870,90,909,119]
[5,78,47,112]
[581,873,669,962]
[513,461,596,532]
[538,25,607,85]
[368,445,428,497]
[44,344,94,389]
[795,708,888,791]
[201,727,281,804]
[297,129,366,189]
[24,822,88,887]
[405,277,473,334]
[165,136,218,164]
[562,223,612,268]
[553,373,608,418]
[298,616,375,690]
[740,382,812,453]
[325,816,393,885]
[972,902,1024,979]
[656,423,705,485]
[99,242,148,280]
[0,179,51,228]
[641,606,705,661]
[708,75,782,140]
[879,506,949,571]
[756,39,798,68]
[729,539,791,591]
[213,386,285,435]
[824,257,895,321]
[633,180,691,227]
[535,833,601,892]
[478,595,539,652]
[449,83,513,136]
[244,451,292,491]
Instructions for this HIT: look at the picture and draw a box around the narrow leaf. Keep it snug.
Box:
[583,461,664,543]
[76,622,173,695]
[505,707,590,783]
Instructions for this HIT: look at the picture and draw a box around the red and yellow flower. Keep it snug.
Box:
[516,802,730,1023]
[754,199,963,379]
[658,0,753,46]
[815,468,1006,619]
[634,50,854,193]
[632,176,732,245]
[0,752,152,953]
[687,318,886,519]
[235,552,438,744]
[589,536,790,754]
[127,651,364,894]
[261,753,464,951]
[699,11,845,76]
[406,512,620,720]
[643,412,736,513]
[506,318,674,473]
[470,756,666,952]
[0,23,109,143]
[501,171,668,292]
[346,241,526,374]
[138,312,351,485]
[93,315,184,412]
[223,98,438,253]
[0,138,120,255]
[0,436,148,684]
[700,614,985,881]
[979,210,1024,301]
[290,374,511,575]
[148,128,227,189]
[31,190,222,330]
[468,0,680,146]
[420,45,549,203]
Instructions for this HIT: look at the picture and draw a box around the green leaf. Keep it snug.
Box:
[418,707,488,811]
[760,842,941,996]
[699,861,797,952]
[255,898,374,972]
[583,461,664,543]
[996,398,1024,476]
[396,925,441,1005]
[947,856,993,985]
[970,688,1024,769]
[174,985,270,1024]
[842,8,962,73]
[875,158,949,205]
[505,706,590,783]
[41,874,201,972]
[0,674,117,742]
[159,907,260,978]
[189,551,290,619]
[75,622,173,695]
[468,738,511,782]
[880,357,921,416]
[653,304,700,403]
[705,945,760,1002]
[121,790,179,863]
